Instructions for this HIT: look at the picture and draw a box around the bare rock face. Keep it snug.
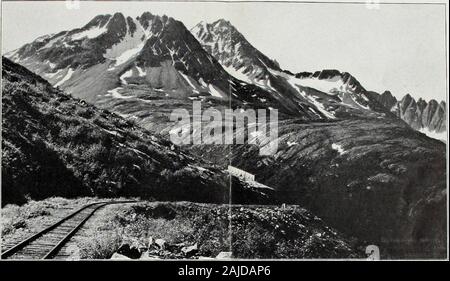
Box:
[192,19,281,82]
[377,91,398,109]
[110,253,131,260]
[216,252,232,259]
[5,13,303,118]
[372,92,446,135]
[191,20,446,134]
[192,19,396,121]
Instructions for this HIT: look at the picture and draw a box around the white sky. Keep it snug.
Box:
[1,1,447,101]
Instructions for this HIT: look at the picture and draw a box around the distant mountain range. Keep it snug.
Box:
[7,12,408,125]
[192,19,394,120]
[7,13,445,140]
[369,91,446,138]
[192,19,446,140]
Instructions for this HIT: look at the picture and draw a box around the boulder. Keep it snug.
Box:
[198,256,215,260]
[116,243,141,259]
[110,253,131,260]
[181,243,198,257]
[216,252,232,259]
[155,239,166,249]
[139,251,161,260]
[147,236,155,248]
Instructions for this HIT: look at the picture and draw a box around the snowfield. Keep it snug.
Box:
[71,25,109,40]
[55,68,74,87]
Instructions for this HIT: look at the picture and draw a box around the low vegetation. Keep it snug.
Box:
[1,198,361,259]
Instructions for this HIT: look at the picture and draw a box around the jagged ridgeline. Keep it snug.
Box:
[1,57,271,206]
[7,11,403,132]
[370,91,446,135]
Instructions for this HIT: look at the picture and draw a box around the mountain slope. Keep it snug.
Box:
[6,12,317,121]
[192,19,394,120]
[1,57,271,206]
[192,19,446,142]
[190,116,447,258]
[2,57,365,259]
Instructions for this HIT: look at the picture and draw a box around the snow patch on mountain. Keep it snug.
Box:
[106,87,134,99]
[223,65,252,84]
[72,25,108,40]
[222,64,275,94]
[267,68,337,118]
[297,76,357,96]
[115,42,146,66]
[339,92,370,111]
[298,90,336,119]
[105,18,151,68]
[136,65,146,77]
[208,84,224,98]
[45,69,63,79]
[120,69,133,85]
[287,141,298,147]
[178,72,197,89]
[42,33,67,49]
[55,68,74,87]
[332,143,345,155]
[45,60,56,69]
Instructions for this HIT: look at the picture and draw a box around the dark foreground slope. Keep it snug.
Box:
[1,58,269,206]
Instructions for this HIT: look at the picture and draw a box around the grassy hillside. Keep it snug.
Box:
[1,57,268,206]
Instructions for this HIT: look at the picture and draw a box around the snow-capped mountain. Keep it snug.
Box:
[6,12,323,121]
[192,19,281,85]
[6,13,397,125]
[192,19,393,120]
[371,91,446,140]
[7,13,229,99]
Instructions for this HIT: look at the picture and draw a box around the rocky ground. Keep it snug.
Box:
[1,198,363,259]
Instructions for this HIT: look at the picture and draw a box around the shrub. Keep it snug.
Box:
[77,230,123,259]
[76,107,96,119]
[232,224,277,258]
[84,143,108,162]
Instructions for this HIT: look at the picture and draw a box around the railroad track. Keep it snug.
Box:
[1,200,136,260]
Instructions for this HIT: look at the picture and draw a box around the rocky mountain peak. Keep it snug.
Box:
[379,90,398,109]
[192,19,282,76]
[211,19,235,30]
[193,20,399,119]
[84,14,112,29]
[376,93,447,136]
